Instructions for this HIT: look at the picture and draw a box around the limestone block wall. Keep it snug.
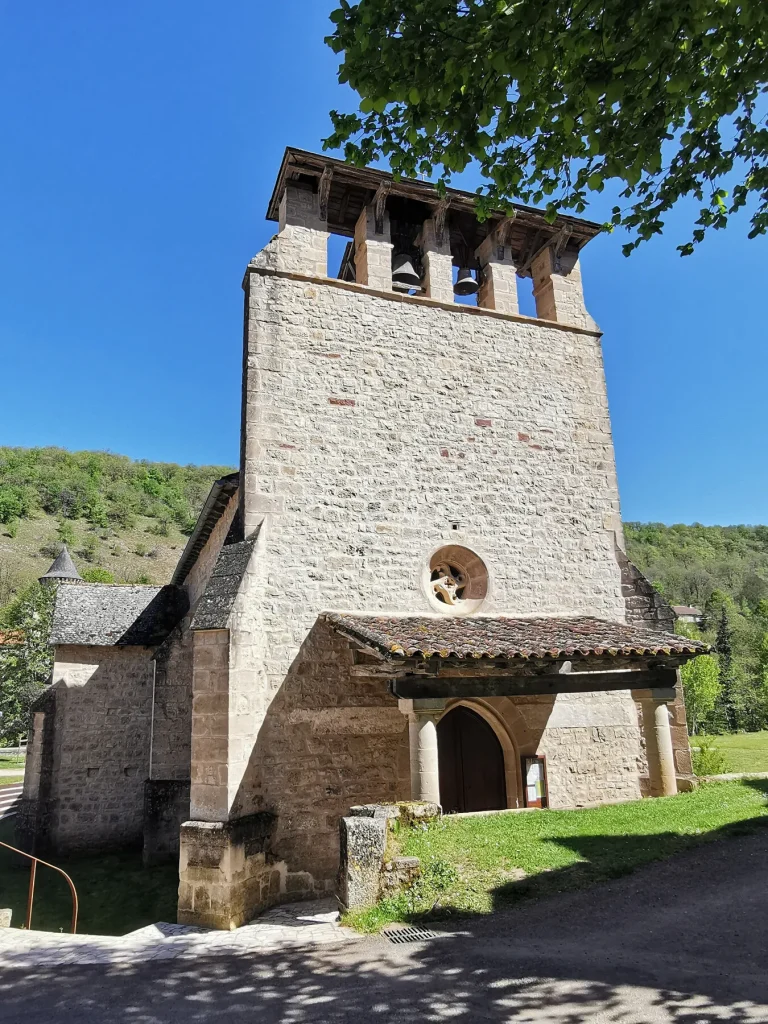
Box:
[32,644,155,853]
[214,261,635,885]
[241,270,625,625]
[230,619,410,889]
[150,627,193,782]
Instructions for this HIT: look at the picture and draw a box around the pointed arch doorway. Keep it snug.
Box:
[437,705,507,814]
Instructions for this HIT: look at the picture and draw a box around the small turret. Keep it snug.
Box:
[39,545,83,588]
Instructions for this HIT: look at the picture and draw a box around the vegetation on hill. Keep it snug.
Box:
[0,447,234,607]
[0,447,232,535]
[625,523,768,736]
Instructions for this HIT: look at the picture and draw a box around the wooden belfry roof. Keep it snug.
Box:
[266,148,602,274]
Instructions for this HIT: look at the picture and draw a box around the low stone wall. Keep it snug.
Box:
[178,814,278,930]
[338,802,440,911]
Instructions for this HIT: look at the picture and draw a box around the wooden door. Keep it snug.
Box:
[437,705,507,814]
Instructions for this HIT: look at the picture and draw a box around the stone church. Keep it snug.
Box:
[18,148,707,929]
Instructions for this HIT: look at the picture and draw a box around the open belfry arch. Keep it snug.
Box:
[18,148,708,930]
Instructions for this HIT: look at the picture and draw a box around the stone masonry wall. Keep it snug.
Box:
[231,618,410,889]
[242,269,626,625]
[42,644,155,853]
[150,626,193,782]
[215,264,636,889]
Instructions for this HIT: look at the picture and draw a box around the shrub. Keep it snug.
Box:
[692,736,730,776]
[147,517,170,537]
[80,567,115,584]
[56,519,75,547]
[78,534,99,562]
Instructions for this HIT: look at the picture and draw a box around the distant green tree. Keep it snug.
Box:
[712,607,738,733]
[0,582,54,744]
[681,654,721,736]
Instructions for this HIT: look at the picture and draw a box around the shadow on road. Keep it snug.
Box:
[1,822,767,1022]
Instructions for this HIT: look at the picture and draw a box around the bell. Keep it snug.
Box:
[392,253,421,289]
[454,267,479,296]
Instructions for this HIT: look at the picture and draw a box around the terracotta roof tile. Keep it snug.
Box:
[325,614,710,661]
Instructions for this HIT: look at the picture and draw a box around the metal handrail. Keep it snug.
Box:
[0,840,78,933]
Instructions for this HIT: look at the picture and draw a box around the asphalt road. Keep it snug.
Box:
[1,828,767,1023]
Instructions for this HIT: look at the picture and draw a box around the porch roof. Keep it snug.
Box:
[324,614,710,663]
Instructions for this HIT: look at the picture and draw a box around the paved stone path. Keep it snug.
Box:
[0,899,356,967]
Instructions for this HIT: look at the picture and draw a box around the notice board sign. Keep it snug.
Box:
[522,755,548,809]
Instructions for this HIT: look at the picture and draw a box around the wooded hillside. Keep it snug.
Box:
[626,522,768,734]
[0,447,234,606]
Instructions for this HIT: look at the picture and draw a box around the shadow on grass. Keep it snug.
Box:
[0,787,767,1021]
[392,779,768,926]
[0,819,177,935]
[2,826,768,1022]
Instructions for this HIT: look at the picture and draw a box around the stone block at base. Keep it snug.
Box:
[178,814,280,930]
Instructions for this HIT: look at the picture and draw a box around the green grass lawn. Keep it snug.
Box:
[0,776,23,786]
[349,780,768,932]
[706,731,768,772]
[0,755,25,770]
[0,819,178,935]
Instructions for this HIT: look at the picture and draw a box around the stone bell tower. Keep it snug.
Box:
[177,149,699,929]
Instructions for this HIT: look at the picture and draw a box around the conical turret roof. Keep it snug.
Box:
[39,545,82,583]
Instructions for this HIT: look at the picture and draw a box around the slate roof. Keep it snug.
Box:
[171,473,239,587]
[324,614,711,662]
[191,534,258,630]
[39,545,82,582]
[51,584,189,647]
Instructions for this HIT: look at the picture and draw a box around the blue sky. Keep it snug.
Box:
[0,2,765,525]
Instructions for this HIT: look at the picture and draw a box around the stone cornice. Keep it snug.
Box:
[243,265,603,339]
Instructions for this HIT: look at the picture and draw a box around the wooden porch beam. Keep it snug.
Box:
[390,668,678,700]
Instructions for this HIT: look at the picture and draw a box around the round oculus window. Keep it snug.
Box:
[423,545,489,616]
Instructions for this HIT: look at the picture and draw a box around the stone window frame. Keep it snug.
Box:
[421,544,490,617]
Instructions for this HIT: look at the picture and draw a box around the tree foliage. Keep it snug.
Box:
[0,447,233,536]
[0,582,54,745]
[326,0,768,255]
[627,523,768,733]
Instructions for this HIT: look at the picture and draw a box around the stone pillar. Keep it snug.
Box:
[354,205,393,290]
[189,629,231,821]
[419,218,454,303]
[475,234,519,314]
[399,698,446,804]
[531,247,597,330]
[257,183,328,277]
[641,689,678,797]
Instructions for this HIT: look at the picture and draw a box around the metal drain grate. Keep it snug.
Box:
[383,925,441,944]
